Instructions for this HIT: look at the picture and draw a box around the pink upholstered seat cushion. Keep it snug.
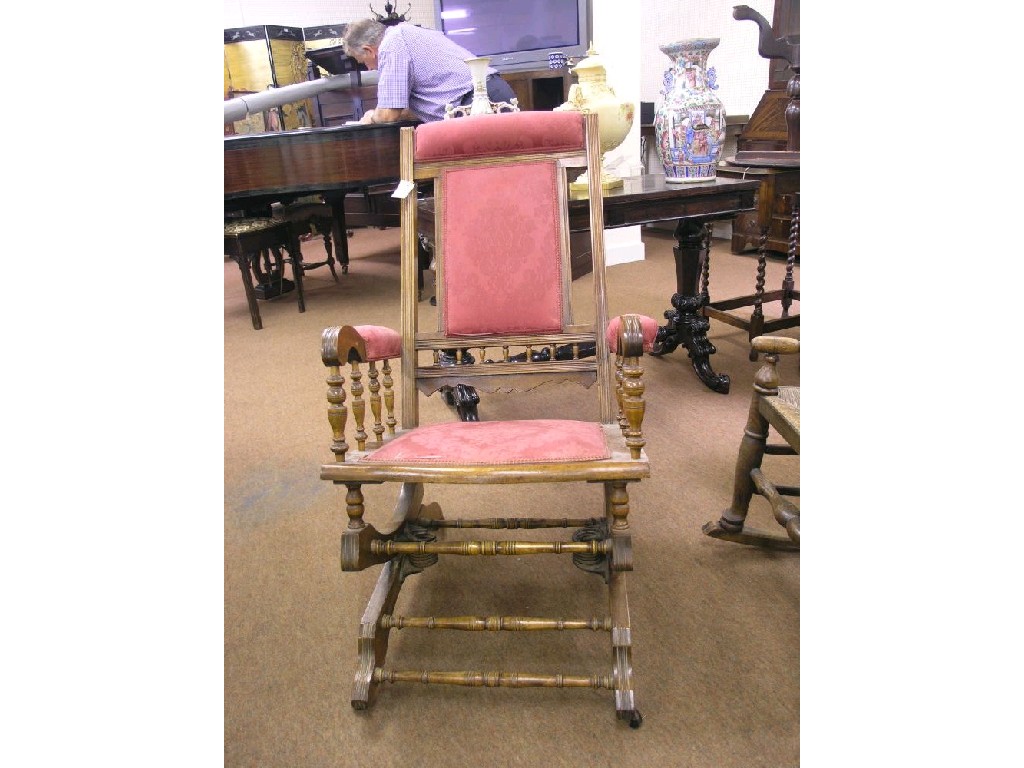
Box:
[442,161,563,336]
[414,111,585,162]
[353,325,401,361]
[362,419,610,465]
[605,315,659,353]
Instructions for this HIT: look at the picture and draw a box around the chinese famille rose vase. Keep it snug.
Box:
[654,38,726,183]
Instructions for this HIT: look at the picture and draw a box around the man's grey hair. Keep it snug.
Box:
[343,19,387,56]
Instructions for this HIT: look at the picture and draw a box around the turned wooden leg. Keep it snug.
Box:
[719,403,769,533]
[234,253,262,330]
[279,234,306,314]
[607,480,631,535]
[323,228,340,282]
[781,193,799,318]
[748,229,768,359]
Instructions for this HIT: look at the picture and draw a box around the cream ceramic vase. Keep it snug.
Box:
[654,38,727,183]
[445,56,519,118]
[555,45,635,191]
[465,56,496,116]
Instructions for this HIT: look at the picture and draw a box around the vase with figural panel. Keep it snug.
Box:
[654,38,726,183]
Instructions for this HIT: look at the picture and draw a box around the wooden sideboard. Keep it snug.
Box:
[715,163,799,256]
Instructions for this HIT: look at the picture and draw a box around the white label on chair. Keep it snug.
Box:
[391,180,415,199]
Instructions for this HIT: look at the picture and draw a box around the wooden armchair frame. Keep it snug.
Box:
[318,111,650,726]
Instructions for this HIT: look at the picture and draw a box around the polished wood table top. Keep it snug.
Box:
[568,174,758,231]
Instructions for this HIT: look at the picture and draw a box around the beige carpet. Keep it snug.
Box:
[224,225,800,767]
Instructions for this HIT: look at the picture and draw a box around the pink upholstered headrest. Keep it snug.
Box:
[415,111,585,162]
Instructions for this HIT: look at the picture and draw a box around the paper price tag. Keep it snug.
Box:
[391,180,416,199]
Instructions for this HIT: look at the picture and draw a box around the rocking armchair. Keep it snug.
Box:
[319,110,653,725]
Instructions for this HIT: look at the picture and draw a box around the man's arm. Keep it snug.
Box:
[360,107,416,124]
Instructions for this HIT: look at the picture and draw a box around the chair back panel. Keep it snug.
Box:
[442,160,563,336]
[398,111,613,428]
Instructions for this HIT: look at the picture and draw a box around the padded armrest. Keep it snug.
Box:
[606,314,659,354]
[322,325,401,366]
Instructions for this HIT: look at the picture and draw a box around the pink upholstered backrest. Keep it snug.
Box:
[415,111,585,337]
[441,161,562,335]
[414,111,585,162]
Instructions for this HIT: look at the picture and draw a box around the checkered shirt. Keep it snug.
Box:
[376,23,495,122]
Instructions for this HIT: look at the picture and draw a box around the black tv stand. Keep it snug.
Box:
[499,67,574,111]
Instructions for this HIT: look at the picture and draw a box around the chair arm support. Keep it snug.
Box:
[750,335,799,396]
[614,314,647,460]
[322,326,401,460]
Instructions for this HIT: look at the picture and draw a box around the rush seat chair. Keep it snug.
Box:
[318,110,654,726]
[703,335,800,549]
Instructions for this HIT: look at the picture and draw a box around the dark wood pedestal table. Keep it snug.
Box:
[567,174,759,395]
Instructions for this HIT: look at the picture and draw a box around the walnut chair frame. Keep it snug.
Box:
[703,335,799,549]
[319,111,649,726]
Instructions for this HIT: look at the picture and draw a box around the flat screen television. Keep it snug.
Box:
[432,0,591,73]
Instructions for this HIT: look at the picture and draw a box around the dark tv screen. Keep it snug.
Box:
[435,0,587,67]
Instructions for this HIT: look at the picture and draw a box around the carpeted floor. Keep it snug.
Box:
[224,224,800,767]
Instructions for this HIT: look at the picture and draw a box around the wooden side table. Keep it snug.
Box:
[715,163,799,256]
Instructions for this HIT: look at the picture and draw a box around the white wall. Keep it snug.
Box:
[591,0,644,266]
[224,0,439,29]
[640,0,774,118]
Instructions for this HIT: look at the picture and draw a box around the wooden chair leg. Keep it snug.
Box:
[352,559,407,710]
[604,481,641,727]
[286,235,306,313]
[233,253,262,330]
[323,229,340,282]
[609,571,641,728]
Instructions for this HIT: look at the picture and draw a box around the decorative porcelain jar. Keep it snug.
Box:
[554,45,635,191]
[654,38,727,183]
